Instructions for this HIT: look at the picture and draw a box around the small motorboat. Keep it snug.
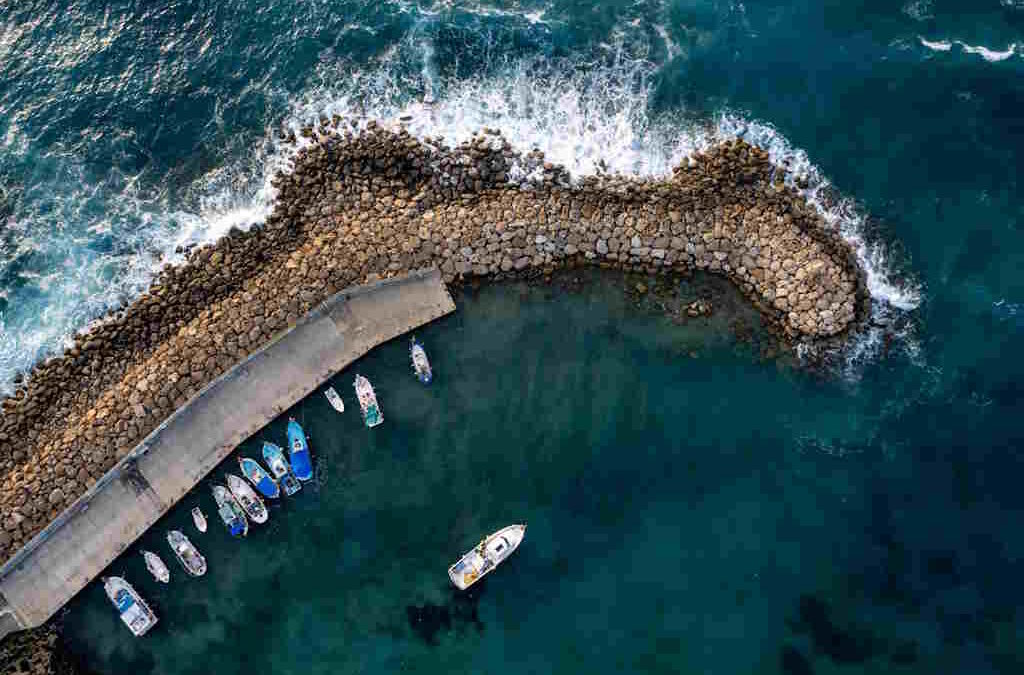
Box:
[354,374,383,428]
[262,441,301,496]
[167,530,207,577]
[103,576,158,637]
[226,473,268,524]
[212,484,248,537]
[239,456,280,499]
[191,506,207,533]
[142,550,170,584]
[410,336,433,384]
[325,386,345,412]
[286,419,313,481]
[448,524,526,590]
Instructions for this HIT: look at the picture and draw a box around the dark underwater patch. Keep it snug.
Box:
[779,645,813,675]
[405,585,484,645]
[790,594,876,664]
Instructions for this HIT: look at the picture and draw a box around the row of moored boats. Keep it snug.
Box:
[105,338,522,637]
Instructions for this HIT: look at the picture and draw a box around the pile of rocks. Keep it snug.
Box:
[0,123,867,566]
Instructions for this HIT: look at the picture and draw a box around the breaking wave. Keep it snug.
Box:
[0,4,921,392]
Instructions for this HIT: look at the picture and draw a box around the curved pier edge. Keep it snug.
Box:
[0,269,455,637]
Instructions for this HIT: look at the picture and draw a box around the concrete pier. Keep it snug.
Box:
[0,269,455,636]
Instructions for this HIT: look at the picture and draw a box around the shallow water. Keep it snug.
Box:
[59,271,1024,673]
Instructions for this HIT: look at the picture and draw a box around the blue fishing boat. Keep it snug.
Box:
[261,442,301,496]
[212,484,248,537]
[239,456,280,499]
[287,419,313,481]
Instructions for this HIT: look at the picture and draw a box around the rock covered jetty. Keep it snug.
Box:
[0,122,867,566]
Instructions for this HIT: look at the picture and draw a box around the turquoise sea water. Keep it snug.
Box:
[2,0,1023,672]
[61,272,1022,673]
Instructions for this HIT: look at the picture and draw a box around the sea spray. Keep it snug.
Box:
[0,7,919,391]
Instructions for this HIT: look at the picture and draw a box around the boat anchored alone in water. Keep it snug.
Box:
[167,530,207,577]
[142,550,170,583]
[262,441,301,496]
[103,576,158,637]
[239,456,280,499]
[448,524,526,590]
[410,336,433,384]
[287,419,313,481]
[325,386,345,412]
[354,374,383,428]
[227,473,269,524]
[191,506,207,533]
[212,484,248,537]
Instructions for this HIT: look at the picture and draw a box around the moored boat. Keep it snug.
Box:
[239,456,280,499]
[103,576,158,637]
[325,386,345,412]
[262,441,301,496]
[212,484,248,537]
[448,524,526,590]
[142,550,170,583]
[226,473,268,524]
[354,374,383,428]
[410,336,433,384]
[167,530,207,577]
[286,419,313,481]
[191,506,207,533]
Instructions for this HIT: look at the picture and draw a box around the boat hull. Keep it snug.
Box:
[411,339,433,384]
[240,457,280,498]
[262,442,302,496]
[448,524,526,590]
[354,375,383,428]
[104,576,158,637]
[212,485,248,537]
[227,473,268,524]
[325,386,345,412]
[287,419,313,481]
[191,507,207,533]
[142,551,170,584]
[167,530,207,576]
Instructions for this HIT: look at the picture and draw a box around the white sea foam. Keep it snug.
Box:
[918,37,952,52]
[956,41,1017,62]
[919,36,1019,62]
[0,20,922,392]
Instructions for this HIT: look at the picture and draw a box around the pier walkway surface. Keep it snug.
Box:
[0,269,455,637]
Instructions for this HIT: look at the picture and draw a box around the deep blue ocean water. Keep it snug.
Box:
[2,0,1024,672]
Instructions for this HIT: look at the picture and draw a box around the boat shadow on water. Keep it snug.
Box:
[405,583,486,646]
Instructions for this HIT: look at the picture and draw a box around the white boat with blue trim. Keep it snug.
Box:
[103,576,158,637]
[410,336,433,384]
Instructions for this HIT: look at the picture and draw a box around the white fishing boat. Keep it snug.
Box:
[226,473,268,524]
[191,506,207,533]
[167,530,207,577]
[448,524,526,590]
[324,386,345,412]
[410,336,432,384]
[354,374,383,428]
[103,576,158,637]
[142,550,170,584]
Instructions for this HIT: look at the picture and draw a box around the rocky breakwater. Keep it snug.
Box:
[0,123,867,570]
